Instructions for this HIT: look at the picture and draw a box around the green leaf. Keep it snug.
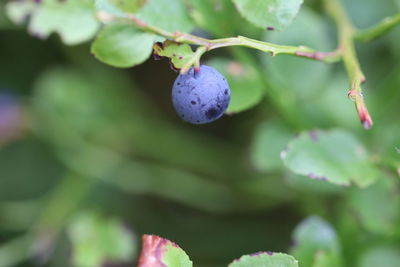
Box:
[136,0,194,32]
[207,58,265,113]
[291,216,342,267]
[258,8,334,127]
[312,251,342,267]
[5,1,35,25]
[229,252,299,267]
[349,177,400,234]
[281,129,378,187]
[262,8,332,101]
[91,23,155,68]
[109,0,146,13]
[343,0,398,29]
[358,246,400,267]
[188,0,236,35]
[232,0,304,31]
[250,120,292,172]
[95,0,146,16]
[96,0,193,34]
[371,122,400,171]
[188,0,259,37]
[68,212,136,267]
[138,235,192,267]
[95,0,128,17]
[163,243,193,267]
[285,173,343,195]
[153,40,195,70]
[7,0,100,45]
[312,73,359,129]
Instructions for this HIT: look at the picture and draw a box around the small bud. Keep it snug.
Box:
[359,109,373,129]
[355,97,373,129]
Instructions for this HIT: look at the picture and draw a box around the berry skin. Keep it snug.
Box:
[172,65,231,124]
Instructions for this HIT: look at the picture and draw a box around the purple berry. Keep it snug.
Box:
[171,65,231,124]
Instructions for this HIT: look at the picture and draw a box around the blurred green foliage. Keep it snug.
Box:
[0,0,399,266]
[68,212,136,266]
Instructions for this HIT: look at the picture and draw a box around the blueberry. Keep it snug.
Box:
[171,65,231,124]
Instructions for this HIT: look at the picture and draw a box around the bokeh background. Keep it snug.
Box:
[0,0,400,266]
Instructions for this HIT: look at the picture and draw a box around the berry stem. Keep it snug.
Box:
[324,0,373,129]
[180,46,206,74]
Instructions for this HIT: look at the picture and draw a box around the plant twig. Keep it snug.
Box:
[354,13,400,42]
[324,0,373,129]
[129,15,341,62]
[97,11,341,63]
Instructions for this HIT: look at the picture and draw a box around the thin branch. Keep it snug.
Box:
[209,36,341,63]
[97,11,341,64]
[354,13,400,42]
[324,0,373,129]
